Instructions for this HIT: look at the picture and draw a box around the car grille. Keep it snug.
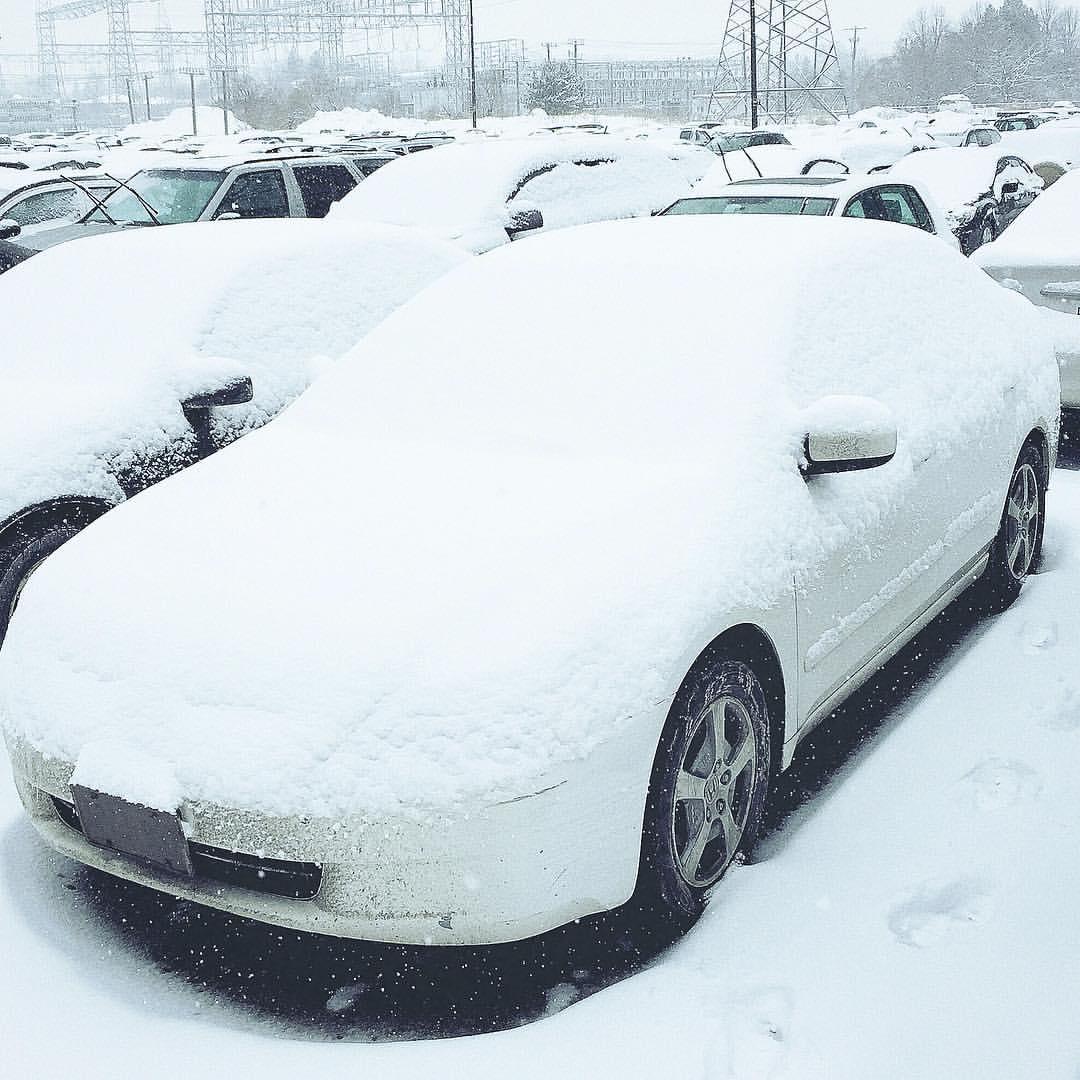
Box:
[49,794,321,901]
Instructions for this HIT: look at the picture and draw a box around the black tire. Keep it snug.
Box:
[0,523,80,646]
[980,442,1045,615]
[634,656,772,937]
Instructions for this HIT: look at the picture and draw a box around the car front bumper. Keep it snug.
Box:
[6,732,651,946]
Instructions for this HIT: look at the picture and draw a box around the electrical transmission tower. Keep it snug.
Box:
[707,0,848,124]
[36,0,137,104]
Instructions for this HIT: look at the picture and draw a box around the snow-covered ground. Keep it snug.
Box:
[4,447,1080,1077]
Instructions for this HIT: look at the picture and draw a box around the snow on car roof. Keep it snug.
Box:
[0,215,1057,822]
[329,134,706,250]
[973,166,1080,265]
[0,219,467,525]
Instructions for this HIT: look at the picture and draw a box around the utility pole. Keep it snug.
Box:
[125,77,136,124]
[542,41,557,63]
[513,58,521,115]
[142,73,152,121]
[467,0,477,128]
[569,38,582,69]
[181,68,201,135]
[843,25,867,110]
[749,0,759,128]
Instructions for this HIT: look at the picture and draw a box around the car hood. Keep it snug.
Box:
[0,423,807,821]
[10,219,127,252]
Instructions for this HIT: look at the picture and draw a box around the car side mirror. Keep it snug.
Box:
[181,377,254,413]
[0,218,22,241]
[216,210,242,221]
[506,207,544,238]
[801,395,897,475]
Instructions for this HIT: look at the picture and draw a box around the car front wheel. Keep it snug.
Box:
[980,442,1045,613]
[0,523,79,645]
[635,656,772,936]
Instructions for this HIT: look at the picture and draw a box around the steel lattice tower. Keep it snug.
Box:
[707,0,847,124]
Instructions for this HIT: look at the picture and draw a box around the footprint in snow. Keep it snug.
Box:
[705,986,793,1079]
[887,876,993,948]
[1041,683,1080,732]
[961,757,1042,810]
[1021,620,1059,654]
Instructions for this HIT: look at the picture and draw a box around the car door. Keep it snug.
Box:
[872,185,938,235]
[209,168,290,220]
[289,162,358,218]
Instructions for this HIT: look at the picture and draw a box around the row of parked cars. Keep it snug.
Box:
[0,123,1072,953]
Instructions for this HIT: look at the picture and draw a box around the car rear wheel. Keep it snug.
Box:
[0,524,79,645]
[979,442,1045,614]
[634,657,771,936]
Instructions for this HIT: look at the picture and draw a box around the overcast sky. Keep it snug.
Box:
[0,0,979,60]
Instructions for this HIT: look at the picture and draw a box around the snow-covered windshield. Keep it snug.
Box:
[663,195,836,216]
[84,169,225,226]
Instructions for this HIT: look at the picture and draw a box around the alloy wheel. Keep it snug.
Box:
[670,693,758,887]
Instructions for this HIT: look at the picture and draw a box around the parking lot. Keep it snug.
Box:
[4,100,1080,1080]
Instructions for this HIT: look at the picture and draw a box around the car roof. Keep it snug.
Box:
[138,152,354,171]
[730,176,849,187]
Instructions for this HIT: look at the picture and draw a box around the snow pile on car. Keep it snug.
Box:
[888,146,1042,227]
[0,216,1058,821]
[330,135,707,250]
[0,219,467,524]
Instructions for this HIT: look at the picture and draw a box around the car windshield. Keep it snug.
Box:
[712,134,755,152]
[932,132,966,147]
[83,169,225,225]
[662,195,837,216]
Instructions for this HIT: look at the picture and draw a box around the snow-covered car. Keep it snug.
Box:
[660,174,957,247]
[0,216,1058,948]
[887,148,1043,253]
[996,113,1046,132]
[973,167,1080,409]
[930,124,1002,148]
[330,135,709,252]
[0,172,116,233]
[0,153,368,272]
[0,219,466,645]
[709,129,791,153]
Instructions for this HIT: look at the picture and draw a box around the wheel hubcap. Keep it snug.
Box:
[671,694,757,887]
[1005,463,1040,581]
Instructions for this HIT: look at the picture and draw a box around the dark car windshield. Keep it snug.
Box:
[662,195,837,216]
[84,169,226,225]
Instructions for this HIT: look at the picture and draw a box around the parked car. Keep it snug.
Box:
[709,129,792,153]
[679,122,727,146]
[0,215,1057,947]
[659,174,956,246]
[887,147,1042,253]
[0,172,116,231]
[0,153,367,271]
[930,124,1002,148]
[996,113,1045,132]
[938,93,975,113]
[0,219,466,646]
[973,166,1080,409]
[331,136,710,252]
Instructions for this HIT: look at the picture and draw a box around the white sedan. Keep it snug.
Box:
[660,174,957,247]
[1,216,1059,947]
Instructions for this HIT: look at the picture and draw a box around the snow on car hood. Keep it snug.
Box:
[0,219,467,525]
[329,135,706,251]
[0,216,1058,820]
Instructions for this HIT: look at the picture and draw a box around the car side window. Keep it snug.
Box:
[292,164,357,218]
[214,170,289,219]
[843,192,889,220]
[5,188,85,226]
